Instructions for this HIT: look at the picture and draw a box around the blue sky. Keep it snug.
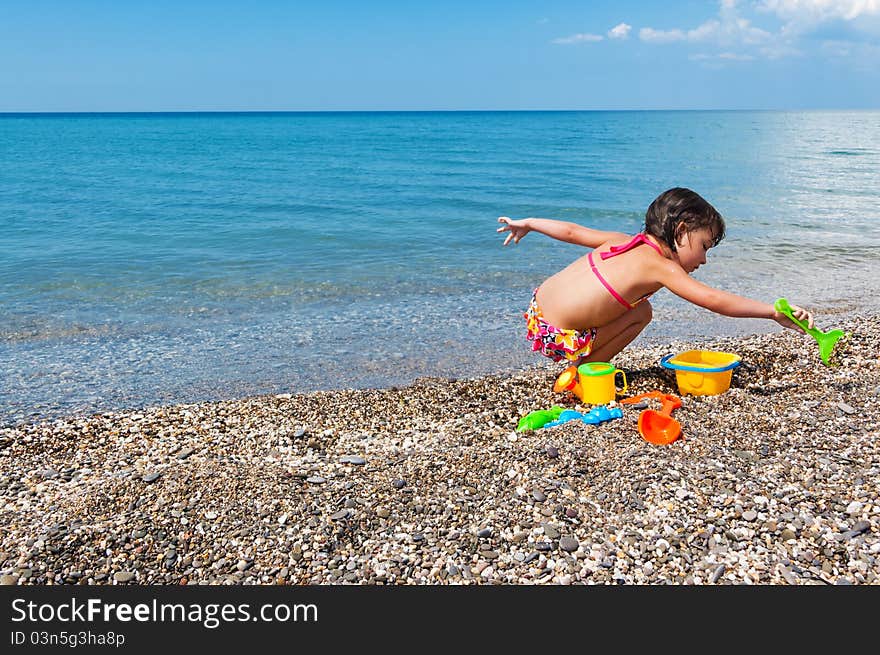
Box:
[2,0,879,111]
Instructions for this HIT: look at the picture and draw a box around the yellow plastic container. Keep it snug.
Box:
[660,350,741,396]
[577,362,628,404]
[553,362,627,404]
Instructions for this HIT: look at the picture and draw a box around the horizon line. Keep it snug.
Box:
[1,107,877,116]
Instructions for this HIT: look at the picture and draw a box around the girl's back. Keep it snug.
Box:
[536,233,666,331]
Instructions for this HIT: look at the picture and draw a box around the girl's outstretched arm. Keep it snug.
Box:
[656,261,815,332]
[497,216,627,248]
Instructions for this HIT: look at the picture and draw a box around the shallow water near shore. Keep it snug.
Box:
[2,110,879,424]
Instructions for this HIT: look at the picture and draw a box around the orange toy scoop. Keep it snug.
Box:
[622,392,683,445]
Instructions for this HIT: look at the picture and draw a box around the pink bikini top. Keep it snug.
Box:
[588,233,662,309]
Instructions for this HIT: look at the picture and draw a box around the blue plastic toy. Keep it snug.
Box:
[542,405,623,428]
[542,409,584,427]
[583,405,623,424]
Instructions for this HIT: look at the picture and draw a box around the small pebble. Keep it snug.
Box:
[837,402,856,415]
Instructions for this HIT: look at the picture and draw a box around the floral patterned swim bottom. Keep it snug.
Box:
[524,289,597,362]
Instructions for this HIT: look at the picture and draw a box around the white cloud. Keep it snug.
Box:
[555,0,879,60]
[688,49,759,69]
[552,33,604,44]
[759,0,880,22]
[758,42,804,57]
[639,27,686,43]
[758,0,880,39]
[641,3,772,46]
[608,23,632,39]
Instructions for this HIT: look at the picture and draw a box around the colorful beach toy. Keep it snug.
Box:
[542,405,623,428]
[774,297,847,366]
[516,406,564,432]
[660,350,741,396]
[621,391,683,445]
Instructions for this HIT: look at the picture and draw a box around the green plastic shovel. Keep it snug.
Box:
[774,298,846,366]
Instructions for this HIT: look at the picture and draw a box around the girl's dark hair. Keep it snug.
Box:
[643,187,725,252]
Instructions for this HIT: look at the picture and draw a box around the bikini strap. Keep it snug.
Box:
[588,251,632,309]
[599,233,662,261]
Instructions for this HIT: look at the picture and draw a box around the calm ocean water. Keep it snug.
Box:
[2,110,879,425]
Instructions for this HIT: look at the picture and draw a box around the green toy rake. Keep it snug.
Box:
[774,298,847,366]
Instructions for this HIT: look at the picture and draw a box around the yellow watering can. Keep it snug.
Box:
[553,362,628,405]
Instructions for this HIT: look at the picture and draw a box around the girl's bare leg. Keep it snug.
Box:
[577,301,652,364]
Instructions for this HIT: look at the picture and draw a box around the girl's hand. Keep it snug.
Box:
[773,303,814,333]
[497,216,531,245]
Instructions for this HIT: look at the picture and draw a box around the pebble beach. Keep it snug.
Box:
[1,315,878,586]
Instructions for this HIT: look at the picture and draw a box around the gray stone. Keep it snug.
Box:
[177,448,196,460]
[113,571,135,583]
[780,528,797,541]
[852,520,871,534]
[542,523,560,539]
[142,472,161,483]
[842,499,861,515]
[837,402,856,415]
[780,567,798,585]
[477,528,492,538]
[532,490,546,502]
[559,537,579,552]
[842,521,871,539]
[339,456,366,465]
[330,509,351,520]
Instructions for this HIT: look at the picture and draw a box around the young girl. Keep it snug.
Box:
[497,187,814,365]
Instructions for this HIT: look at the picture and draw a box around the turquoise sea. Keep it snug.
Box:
[2,110,879,425]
